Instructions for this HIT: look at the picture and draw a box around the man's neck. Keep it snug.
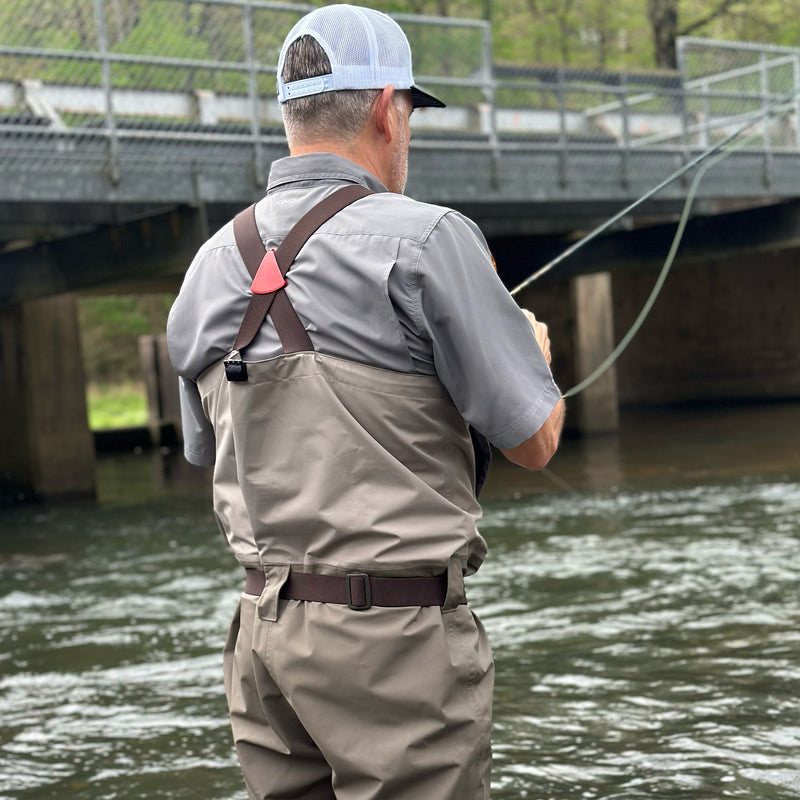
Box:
[290,141,388,190]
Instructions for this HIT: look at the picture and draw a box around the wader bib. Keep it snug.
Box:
[197,185,490,580]
[198,187,494,799]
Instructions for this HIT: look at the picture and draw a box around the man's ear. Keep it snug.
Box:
[373,85,396,143]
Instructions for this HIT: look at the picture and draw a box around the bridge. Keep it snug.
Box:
[2,0,800,499]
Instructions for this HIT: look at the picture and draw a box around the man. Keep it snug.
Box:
[167,4,564,798]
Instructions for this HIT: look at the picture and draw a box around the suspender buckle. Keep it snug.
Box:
[345,573,372,610]
[224,359,248,382]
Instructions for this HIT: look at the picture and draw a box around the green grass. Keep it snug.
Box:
[86,382,148,430]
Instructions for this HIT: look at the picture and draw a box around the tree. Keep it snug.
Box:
[647,0,678,68]
[648,0,743,69]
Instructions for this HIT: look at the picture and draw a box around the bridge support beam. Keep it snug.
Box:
[512,272,619,435]
[569,271,619,434]
[139,333,182,448]
[0,294,95,500]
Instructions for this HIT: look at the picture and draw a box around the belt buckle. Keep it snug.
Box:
[345,573,371,610]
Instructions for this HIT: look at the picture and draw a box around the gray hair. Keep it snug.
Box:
[280,35,385,146]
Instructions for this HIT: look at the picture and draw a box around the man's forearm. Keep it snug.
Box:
[500,397,565,471]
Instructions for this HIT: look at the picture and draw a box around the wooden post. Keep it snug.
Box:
[570,271,619,434]
[139,333,182,447]
[0,295,95,499]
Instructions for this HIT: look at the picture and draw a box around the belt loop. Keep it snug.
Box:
[256,564,290,622]
[442,555,466,613]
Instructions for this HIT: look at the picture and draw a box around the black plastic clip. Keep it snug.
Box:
[224,359,248,382]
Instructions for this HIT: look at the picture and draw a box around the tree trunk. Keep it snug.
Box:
[648,0,678,69]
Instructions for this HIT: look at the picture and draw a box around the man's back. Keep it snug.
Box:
[168,153,561,469]
[171,153,490,377]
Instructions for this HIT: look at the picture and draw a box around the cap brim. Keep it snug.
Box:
[410,85,445,109]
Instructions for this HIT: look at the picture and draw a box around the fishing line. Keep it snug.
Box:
[509,89,799,297]
[539,466,580,493]
[507,88,800,400]
[562,134,753,399]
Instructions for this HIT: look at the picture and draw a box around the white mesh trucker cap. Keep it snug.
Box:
[276,4,445,109]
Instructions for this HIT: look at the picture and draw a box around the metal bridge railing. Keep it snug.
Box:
[1,0,799,193]
[585,49,800,150]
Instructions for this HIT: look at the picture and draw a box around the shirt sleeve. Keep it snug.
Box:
[178,376,216,466]
[414,211,561,450]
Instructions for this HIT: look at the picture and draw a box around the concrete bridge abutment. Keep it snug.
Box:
[516,271,620,436]
[569,272,620,434]
[611,246,800,404]
[0,294,95,500]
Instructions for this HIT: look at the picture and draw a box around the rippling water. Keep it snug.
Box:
[478,482,800,799]
[1,403,799,799]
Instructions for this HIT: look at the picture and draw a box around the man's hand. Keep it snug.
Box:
[522,309,551,365]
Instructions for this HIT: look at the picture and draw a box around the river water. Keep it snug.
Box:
[1,402,799,800]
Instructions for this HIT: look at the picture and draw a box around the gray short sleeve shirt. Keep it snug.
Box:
[167,153,560,466]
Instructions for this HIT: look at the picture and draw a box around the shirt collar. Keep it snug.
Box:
[267,152,389,195]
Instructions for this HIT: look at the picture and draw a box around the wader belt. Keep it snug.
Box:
[244,568,450,610]
[231,184,373,357]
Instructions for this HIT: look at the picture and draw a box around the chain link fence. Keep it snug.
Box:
[677,37,800,152]
[491,38,800,151]
[1,0,303,185]
[1,0,799,198]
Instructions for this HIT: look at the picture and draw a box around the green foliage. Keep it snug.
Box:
[0,0,100,84]
[2,0,799,97]
[86,381,148,430]
[109,1,213,90]
[78,294,173,384]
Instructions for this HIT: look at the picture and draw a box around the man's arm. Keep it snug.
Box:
[501,398,564,470]
[176,375,217,467]
[414,211,564,456]
[500,310,565,470]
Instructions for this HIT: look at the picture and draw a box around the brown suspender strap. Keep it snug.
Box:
[232,212,309,355]
[232,184,373,355]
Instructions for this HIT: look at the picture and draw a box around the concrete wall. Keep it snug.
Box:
[0,294,95,499]
[613,249,800,404]
[139,333,182,447]
[513,247,800,416]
